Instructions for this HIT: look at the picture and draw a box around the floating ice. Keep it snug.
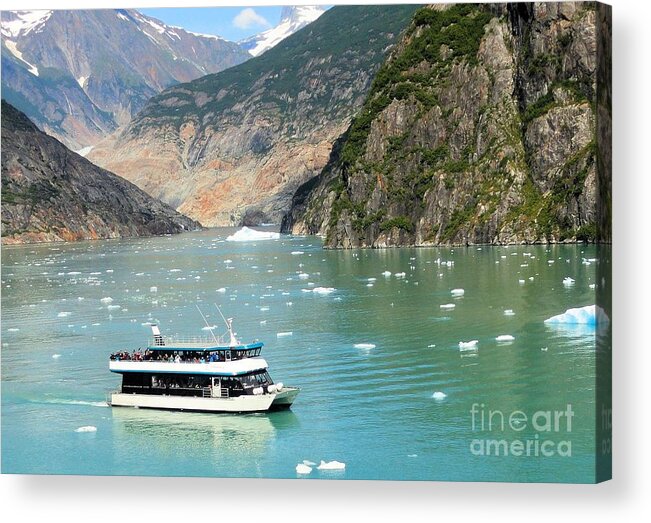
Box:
[7,328,19,332]
[277,332,293,337]
[459,340,478,350]
[317,460,346,470]
[217,288,227,293]
[303,460,317,466]
[496,335,515,342]
[100,297,113,304]
[518,279,525,284]
[354,343,376,350]
[107,305,121,310]
[563,277,575,286]
[226,227,280,242]
[432,391,447,400]
[382,271,392,277]
[589,283,596,289]
[57,311,71,318]
[202,325,217,331]
[259,306,270,312]
[74,426,97,433]
[544,305,610,326]
[169,268,181,272]
[440,303,455,310]
[312,287,335,295]
[395,272,406,278]
[52,354,61,359]
[451,288,465,296]
[296,463,312,474]
[368,277,377,282]
[428,344,436,348]
[504,309,515,316]
[291,251,304,255]
[149,286,158,293]
[298,273,309,280]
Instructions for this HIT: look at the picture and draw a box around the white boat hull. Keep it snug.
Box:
[109,387,299,413]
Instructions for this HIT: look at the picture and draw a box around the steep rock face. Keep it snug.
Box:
[283,2,610,247]
[1,101,200,244]
[1,9,250,150]
[88,5,419,227]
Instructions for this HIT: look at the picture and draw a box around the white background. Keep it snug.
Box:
[1,0,649,520]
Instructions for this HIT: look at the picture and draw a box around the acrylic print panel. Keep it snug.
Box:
[0,2,612,483]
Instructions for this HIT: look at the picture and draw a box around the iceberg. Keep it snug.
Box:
[563,277,575,286]
[317,460,346,470]
[431,391,447,400]
[451,288,465,296]
[312,287,335,295]
[75,426,97,433]
[544,305,610,326]
[226,227,280,242]
[459,340,478,350]
[296,463,312,474]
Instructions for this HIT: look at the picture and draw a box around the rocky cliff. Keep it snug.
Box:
[88,5,419,227]
[1,9,250,150]
[1,101,200,244]
[282,2,611,247]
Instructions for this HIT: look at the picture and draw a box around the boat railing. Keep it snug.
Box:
[149,334,228,348]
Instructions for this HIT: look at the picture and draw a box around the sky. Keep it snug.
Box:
[139,6,288,42]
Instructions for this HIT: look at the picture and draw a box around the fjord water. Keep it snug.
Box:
[1,229,605,482]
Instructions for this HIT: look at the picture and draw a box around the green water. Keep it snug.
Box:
[1,229,607,482]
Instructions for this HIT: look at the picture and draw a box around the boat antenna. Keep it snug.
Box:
[195,304,218,343]
[214,303,239,347]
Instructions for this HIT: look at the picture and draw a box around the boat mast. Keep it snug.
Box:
[195,304,219,343]
[214,303,239,347]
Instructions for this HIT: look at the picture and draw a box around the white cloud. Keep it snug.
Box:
[233,8,271,30]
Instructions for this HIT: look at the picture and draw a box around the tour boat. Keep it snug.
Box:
[108,313,299,413]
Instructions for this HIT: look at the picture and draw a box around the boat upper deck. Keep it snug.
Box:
[148,335,264,352]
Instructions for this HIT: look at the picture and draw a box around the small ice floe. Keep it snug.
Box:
[459,340,478,350]
[408,454,418,458]
[67,271,82,275]
[226,227,280,242]
[52,354,61,359]
[170,268,181,272]
[395,272,406,278]
[451,288,465,296]
[382,271,392,277]
[107,305,121,310]
[563,277,575,287]
[7,328,19,332]
[366,283,374,287]
[317,460,346,471]
[150,286,158,293]
[74,426,97,433]
[431,391,447,400]
[504,309,515,316]
[589,283,596,289]
[298,273,309,280]
[303,460,316,466]
[217,288,227,293]
[277,332,293,337]
[518,279,525,284]
[100,297,113,304]
[440,303,455,310]
[368,277,377,282]
[496,335,515,342]
[354,343,376,350]
[291,251,304,255]
[544,305,609,326]
[296,463,312,475]
[427,344,436,348]
[202,325,217,331]
[57,311,71,318]
[312,287,335,295]
[259,307,270,312]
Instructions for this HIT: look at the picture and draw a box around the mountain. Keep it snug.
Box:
[282,3,612,247]
[88,4,419,227]
[239,6,327,57]
[1,101,200,244]
[1,9,250,150]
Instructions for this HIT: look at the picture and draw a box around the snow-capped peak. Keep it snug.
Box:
[1,10,53,39]
[240,5,326,57]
